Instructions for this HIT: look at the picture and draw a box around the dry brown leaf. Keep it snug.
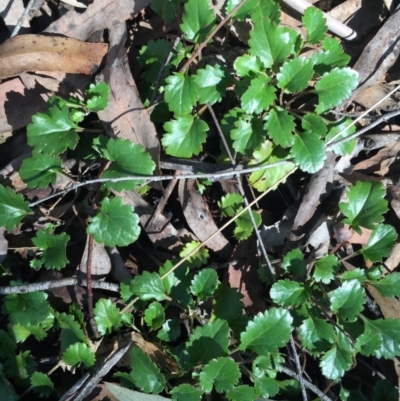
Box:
[118,190,183,252]
[384,242,400,271]
[96,332,179,373]
[178,178,233,259]
[45,0,150,40]
[79,236,111,278]
[228,239,266,314]
[0,0,30,34]
[0,78,47,133]
[0,35,107,79]
[366,284,400,319]
[96,23,160,170]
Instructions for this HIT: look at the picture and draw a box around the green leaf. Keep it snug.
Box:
[301,113,327,137]
[264,107,295,148]
[218,193,243,217]
[313,254,340,284]
[325,118,357,156]
[151,0,177,24]
[240,307,293,355]
[329,279,365,321]
[199,357,240,393]
[19,154,62,189]
[63,342,95,368]
[179,241,209,268]
[282,248,306,276]
[234,54,262,77]
[171,384,203,401]
[299,316,335,354]
[87,197,141,247]
[144,302,165,330]
[190,268,218,300]
[138,39,173,83]
[252,353,284,379]
[163,115,208,158]
[213,285,244,321]
[254,376,279,398]
[85,82,110,112]
[32,231,69,270]
[277,57,313,93]
[94,298,122,335]
[0,365,18,401]
[193,64,226,105]
[361,224,397,262]
[164,73,199,115]
[312,38,350,75]
[302,6,327,44]
[0,185,31,230]
[291,131,326,173]
[122,346,166,394]
[248,19,297,68]
[30,372,54,398]
[180,0,215,43]
[3,291,51,326]
[320,335,353,380]
[227,0,280,23]
[249,141,295,192]
[101,138,156,192]
[356,329,382,357]
[373,380,398,401]
[270,279,308,307]
[240,75,276,114]
[371,272,400,298]
[57,312,87,352]
[184,319,230,367]
[226,385,257,401]
[129,271,168,301]
[231,116,265,156]
[27,104,79,155]
[315,67,358,114]
[157,318,181,342]
[107,383,171,401]
[234,209,262,240]
[362,317,400,358]
[339,181,388,233]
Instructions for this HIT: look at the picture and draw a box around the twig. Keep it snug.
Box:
[0,278,119,295]
[325,108,400,151]
[325,84,400,148]
[179,0,249,72]
[144,172,180,231]
[207,103,275,281]
[27,161,291,208]
[67,339,133,401]
[11,0,45,37]
[86,234,99,337]
[280,365,333,401]
[290,335,308,401]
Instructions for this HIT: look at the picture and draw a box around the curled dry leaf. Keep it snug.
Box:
[0,35,108,79]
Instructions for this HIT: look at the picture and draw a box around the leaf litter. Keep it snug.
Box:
[2,0,400,400]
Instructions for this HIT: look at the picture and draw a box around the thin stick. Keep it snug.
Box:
[207,103,275,281]
[290,335,308,401]
[28,160,291,208]
[0,278,119,295]
[325,108,400,151]
[280,365,333,401]
[325,84,400,148]
[86,234,99,337]
[11,0,44,37]
[179,0,249,72]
